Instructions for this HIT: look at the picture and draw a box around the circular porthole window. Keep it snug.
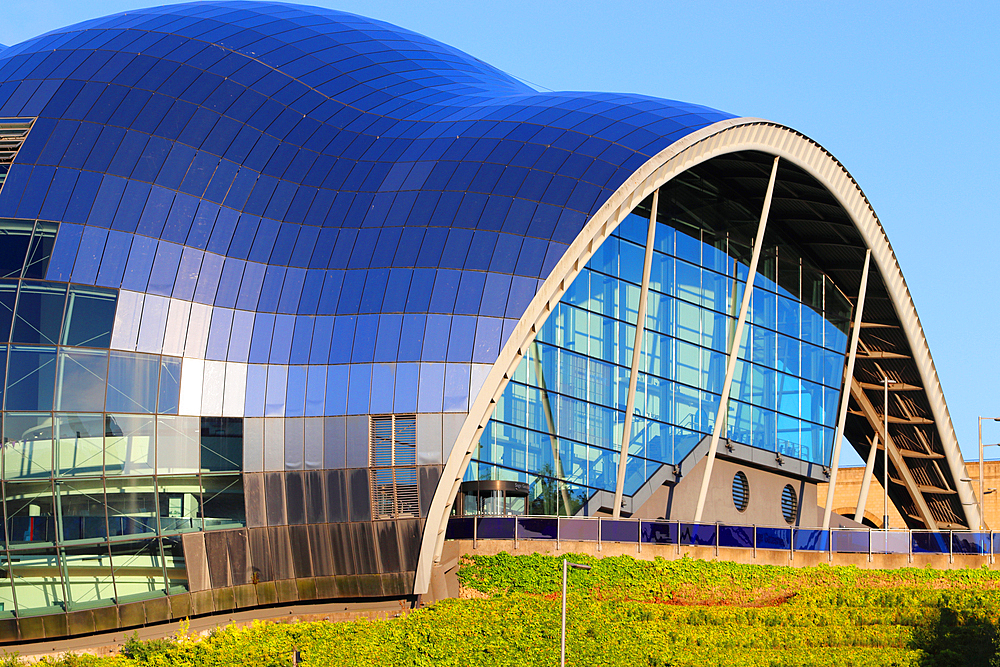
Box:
[781,484,797,524]
[732,471,749,512]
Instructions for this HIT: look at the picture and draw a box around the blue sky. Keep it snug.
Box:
[3,0,998,466]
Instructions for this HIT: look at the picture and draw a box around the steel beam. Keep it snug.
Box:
[823,248,871,529]
[693,155,779,524]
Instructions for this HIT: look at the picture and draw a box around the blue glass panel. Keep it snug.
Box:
[6,345,57,411]
[304,365,326,417]
[443,363,470,412]
[393,363,418,414]
[61,285,117,348]
[269,314,295,365]
[285,366,307,418]
[121,235,157,292]
[264,365,287,417]
[346,364,371,415]
[54,348,107,412]
[374,314,402,362]
[12,282,66,345]
[418,363,445,413]
[106,351,158,413]
[244,364,267,418]
[157,356,181,414]
[287,316,313,365]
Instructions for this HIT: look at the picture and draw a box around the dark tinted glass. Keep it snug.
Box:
[61,285,117,348]
[12,281,66,345]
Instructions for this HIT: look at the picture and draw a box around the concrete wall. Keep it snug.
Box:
[634,456,820,527]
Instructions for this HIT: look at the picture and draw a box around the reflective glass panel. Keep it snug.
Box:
[61,285,118,348]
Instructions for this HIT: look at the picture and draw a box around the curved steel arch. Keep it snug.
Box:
[414,117,978,594]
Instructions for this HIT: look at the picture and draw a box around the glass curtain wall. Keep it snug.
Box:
[0,219,242,617]
[468,158,852,516]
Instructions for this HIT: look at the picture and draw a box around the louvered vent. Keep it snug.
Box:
[370,414,418,519]
[0,118,34,192]
[732,471,749,512]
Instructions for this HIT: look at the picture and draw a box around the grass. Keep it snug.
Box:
[8,553,1000,666]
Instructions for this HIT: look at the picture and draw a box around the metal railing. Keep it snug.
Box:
[445,515,996,559]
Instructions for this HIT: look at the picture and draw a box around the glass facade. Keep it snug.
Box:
[0,0,953,642]
[469,166,852,515]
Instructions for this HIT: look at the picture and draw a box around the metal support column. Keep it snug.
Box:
[613,190,659,518]
[823,249,871,529]
[855,435,879,522]
[694,156,780,523]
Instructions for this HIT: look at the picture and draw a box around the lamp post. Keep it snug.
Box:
[883,376,895,530]
[561,558,591,667]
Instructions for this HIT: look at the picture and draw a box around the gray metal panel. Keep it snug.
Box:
[248,527,273,582]
[351,522,378,575]
[328,522,356,576]
[397,518,422,572]
[285,470,305,525]
[347,468,371,522]
[374,521,402,574]
[264,472,286,526]
[304,470,326,524]
[263,418,284,471]
[288,524,313,578]
[345,416,368,468]
[284,417,304,470]
[323,416,346,469]
[243,473,266,528]
[227,529,250,586]
[308,523,335,577]
[418,465,442,517]
[268,526,294,580]
[441,413,466,464]
[325,469,349,523]
[416,413,442,465]
[244,418,264,472]
[181,532,210,592]
[304,417,324,469]
[204,531,231,589]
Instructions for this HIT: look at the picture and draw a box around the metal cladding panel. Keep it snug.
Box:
[288,524,313,578]
[0,1,729,428]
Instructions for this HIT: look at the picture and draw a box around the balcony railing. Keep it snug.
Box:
[445,515,996,557]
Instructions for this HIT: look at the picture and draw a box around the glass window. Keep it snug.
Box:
[157,476,201,534]
[11,548,64,614]
[106,477,157,538]
[202,475,245,530]
[107,351,159,414]
[7,345,57,411]
[105,414,155,476]
[157,356,181,414]
[55,348,108,412]
[0,219,33,279]
[56,478,107,542]
[3,412,54,479]
[12,281,66,345]
[61,285,117,348]
[110,539,165,601]
[200,417,242,473]
[156,416,199,474]
[54,413,104,477]
[0,280,17,340]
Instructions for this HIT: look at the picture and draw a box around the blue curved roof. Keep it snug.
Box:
[0,1,733,383]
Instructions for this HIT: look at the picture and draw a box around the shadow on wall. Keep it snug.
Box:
[911,597,1000,666]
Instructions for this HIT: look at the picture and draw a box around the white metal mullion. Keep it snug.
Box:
[823,249,871,528]
[694,155,780,524]
[855,435,879,523]
[612,190,659,519]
